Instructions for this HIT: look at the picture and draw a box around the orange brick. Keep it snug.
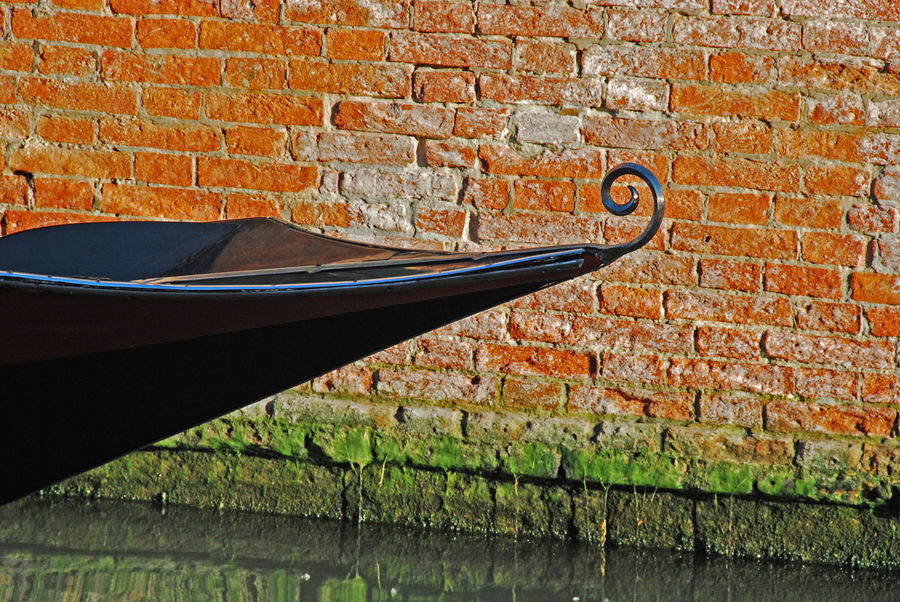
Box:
[0,175,28,205]
[134,152,192,186]
[11,146,130,179]
[570,386,694,421]
[480,144,605,179]
[801,232,866,267]
[413,70,475,103]
[766,331,895,370]
[4,211,113,234]
[477,343,593,379]
[99,116,221,152]
[326,28,385,60]
[862,373,900,405]
[670,358,793,396]
[797,301,861,334]
[219,0,281,22]
[666,289,792,326]
[766,400,895,437]
[699,258,762,292]
[674,156,800,192]
[454,107,509,138]
[868,307,900,337]
[0,77,15,104]
[33,178,93,210]
[697,326,761,360]
[779,55,900,95]
[110,0,217,17]
[389,31,511,69]
[291,200,351,228]
[415,207,467,237]
[38,45,96,76]
[765,263,842,299]
[141,88,202,120]
[12,9,132,47]
[137,18,196,49]
[103,184,221,220]
[0,108,29,140]
[313,366,373,396]
[795,367,858,401]
[225,57,287,89]
[708,192,771,225]
[671,83,800,121]
[0,42,33,72]
[501,378,564,412]
[225,126,287,157]
[512,180,575,212]
[513,39,577,74]
[414,1,475,33]
[583,116,709,151]
[102,51,220,86]
[477,3,603,38]
[206,91,323,125]
[802,20,867,55]
[807,93,865,126]
[712,121,773,154]
[851,272,900,305]
[199,21,321,55]
[710,51,774,83]
[225,192,283,219]
[806,165,869,197]
[36,115,95,145]
[289,59,411,98]
[600,284,662,320]
[602,352,666,386]
[318,131,415,166]
[414,338,474,370]
[461,178,509,210]
[54,0,106,10]
[20,78,137,114]
[774,196,842,229]
[671,223,797,260]
[423,140,477,168]
[777,128,867,163]
[198,157,319,193]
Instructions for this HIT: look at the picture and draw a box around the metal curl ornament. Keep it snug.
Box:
[597,162,665,261]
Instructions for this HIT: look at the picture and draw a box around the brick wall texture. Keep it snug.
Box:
[2,1,899,492]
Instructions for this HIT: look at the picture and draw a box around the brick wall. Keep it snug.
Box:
[2,1,900,498]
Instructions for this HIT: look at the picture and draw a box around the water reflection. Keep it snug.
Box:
[0,497,894,601]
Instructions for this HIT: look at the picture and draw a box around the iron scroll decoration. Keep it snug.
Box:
[598,162,664,261]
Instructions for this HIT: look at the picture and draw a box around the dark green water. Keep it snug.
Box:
[0,497,894,601]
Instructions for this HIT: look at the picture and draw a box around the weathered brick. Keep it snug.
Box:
[225,126,288,157]
[513,39,576,74]
[671,223,797,260]
[414,338,474,371]
[673,156,800,192]
[607,78,669,112]
[462,178,508,210]
[198,157,319,192]
[670,358,792,395]
[600,284,662,320]
[710,51,774,83]
[207,91,323,125]
[389,32,511,69]
[325,28,384,60]
[103,51,220,87]
[868,307,900,337]
[876,238,900,271]
[712,121,773,155]
[142,88,202,120]
[291,199,351,228]
[807,93,867,127]
[11,146,130,179]
[376,368,499,405]
[709,192,771,225]
[225,57,287,89]
[289,59,411,98]
[12,9,133,47]
[413,70,475,103]
[477,4,603,38]
[4,210,113,234]
[341,169,456,201]
[666,289,792,326]
[583,116,708,151]
[413,0,475,34]
[766,400,896,437]
[478,213,603,245]
[711,0,775,16]
[698,392,762,427]
[779,55,900,95]
[318,131,415,166]
[570,386,693,421]
[583,46,706,80]
[697,326,761,360]
[479,74,603,108]
[454,108,509,138]
[851,272,900,306]
[765,263,842,299]
[477,343,593,379]
[862,373,900,406]
[0,175,29,205]
[20,78,137,114]
[774,196,842,230]
[200,21,321,55]
[99,116,221,152]
[511,280,597,314]
[803,20,867,56]
[134,151,192,186]
[0,42,34,72]
[416,207,467,238]
[480,144,605,179]
[796,367,858,402]
[137,17,195,49]
[673,15,800,51]
[602,253,696,287]
[424,140,477,168]
[607,9,667,42]
[699,259,762,292]
[224,192,282,219]
[672,84,799,121]
[35,114,93,145]
[502,378,564,411]
[601,353,666,386]
[848,203,898,233]
[334,100,454,138]
[219,0,282,23]
[102,184,221,220]
[801,232,866,267]
[512,180,575,212]
[433,309,507,341]
[870,26,900,61]
[285,0,411,28]
[782,0,900,21]
[38,45,96,76]
[313,365,373,396]
[797,302,861,335]
[110,0,217,17]
[765,331,895,370]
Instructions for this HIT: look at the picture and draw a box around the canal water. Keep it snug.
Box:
[0,497,894,601]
